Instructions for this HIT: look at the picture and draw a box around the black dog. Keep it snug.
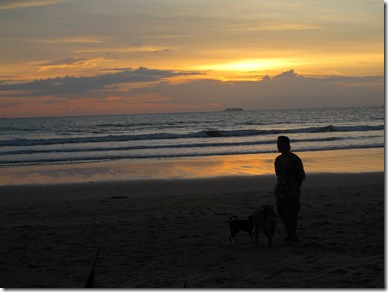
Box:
[229,215,254,243]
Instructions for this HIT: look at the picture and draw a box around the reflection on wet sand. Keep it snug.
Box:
[0,148,383,186]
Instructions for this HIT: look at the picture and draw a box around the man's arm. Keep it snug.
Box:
[295,155,305,184]
[274,156,281,176]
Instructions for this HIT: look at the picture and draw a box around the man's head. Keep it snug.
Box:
[277,136,291,153]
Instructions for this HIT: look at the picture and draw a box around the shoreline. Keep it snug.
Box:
[0,147,384,186]
[0,171,384,288]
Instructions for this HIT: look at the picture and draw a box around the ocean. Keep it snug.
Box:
[0,107,384,167]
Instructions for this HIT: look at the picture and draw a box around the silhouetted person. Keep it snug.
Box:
[274,136,305,241]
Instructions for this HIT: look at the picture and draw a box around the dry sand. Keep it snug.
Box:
[0,172,384,288]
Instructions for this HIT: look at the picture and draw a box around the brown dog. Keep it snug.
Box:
[252,205,277,247]
[229,215,254,243]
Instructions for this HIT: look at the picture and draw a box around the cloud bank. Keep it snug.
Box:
[0,67,203,96]
[131,69,383,110]
[0,68,383,117]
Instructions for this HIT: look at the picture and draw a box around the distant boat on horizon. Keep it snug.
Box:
[223,108,244,112]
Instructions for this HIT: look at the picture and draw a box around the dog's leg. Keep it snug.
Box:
[254,227,259,246]
[229,216,239,243]
[265,232,273,247]
[229,232,235,243]
[249,231,255,243]
[229,231,238,243]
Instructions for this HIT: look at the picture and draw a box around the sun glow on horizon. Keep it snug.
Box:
[193,58,298,72]
[185,57,314,81]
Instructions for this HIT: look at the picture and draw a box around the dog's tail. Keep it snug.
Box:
[229,216,238,223]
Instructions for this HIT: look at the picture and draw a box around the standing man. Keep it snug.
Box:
[274,136,305,241]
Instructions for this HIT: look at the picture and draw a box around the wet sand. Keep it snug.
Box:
[0,148,383,186]
[0,172,384,288]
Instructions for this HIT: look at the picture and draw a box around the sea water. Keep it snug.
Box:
[0,107,384,167]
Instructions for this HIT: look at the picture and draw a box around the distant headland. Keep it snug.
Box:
[223,108,244,112]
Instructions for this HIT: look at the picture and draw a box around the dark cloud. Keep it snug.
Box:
[130,70,384,110]
[272,69,298,80]
[0,67,203,97]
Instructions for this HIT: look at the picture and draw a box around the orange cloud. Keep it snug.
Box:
[36,57,112,72]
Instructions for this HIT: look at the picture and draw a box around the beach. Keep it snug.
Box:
[0,169,384,288]
[0,0,384,287]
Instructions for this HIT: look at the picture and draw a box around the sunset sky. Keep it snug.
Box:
[0,0,384,118]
